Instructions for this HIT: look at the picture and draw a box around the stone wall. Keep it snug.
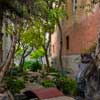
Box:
[51,55,80,78]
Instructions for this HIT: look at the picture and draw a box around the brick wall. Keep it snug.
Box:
[51,1,100,77]
[51,4,100,57]
[63,6,100,55]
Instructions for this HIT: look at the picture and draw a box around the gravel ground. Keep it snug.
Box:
[44,96,75,100]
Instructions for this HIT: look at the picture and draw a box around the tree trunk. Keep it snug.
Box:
[95,30,100,90]
[84,29,100,99]
[0,33,17,82]
[45,50,50,72]
[96,30,100,57]
[10,47,15,69]
[19,55,25,72]
[43,32,51,72]
[0,8,3,64]
[7,90,14,100]
[0,6,3,34]
[19,47,33,72]
[57,20,64,74]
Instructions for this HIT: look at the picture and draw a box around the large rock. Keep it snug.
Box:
[27,71,41,78]
[0,92,10,100]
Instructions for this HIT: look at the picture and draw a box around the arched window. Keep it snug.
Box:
[66,36,69,49]
[52,44,55,53]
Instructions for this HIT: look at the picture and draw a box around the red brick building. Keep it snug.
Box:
[51,0,100,76]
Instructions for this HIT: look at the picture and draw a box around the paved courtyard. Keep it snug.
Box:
[44,96,75,100]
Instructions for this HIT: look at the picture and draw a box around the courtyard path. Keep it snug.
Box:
[44,96,75,100]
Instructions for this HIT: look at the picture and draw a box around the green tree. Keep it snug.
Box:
[0,0,33,81]
[15,19,42,71]
[0,0,66,81]
[32,0,66,72]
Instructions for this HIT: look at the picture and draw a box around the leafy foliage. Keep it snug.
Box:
[24,60,42,71]
[13,0,66,72]
[41,80,56,88]
[7,67,21,76]
[0,0,67,91]
[4,77,25,94]
[30,47,45,59]
[49,67,59,73]
[56,75,77,96]
[41,73,77,96]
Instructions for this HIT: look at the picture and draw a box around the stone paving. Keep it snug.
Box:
[44,96,75,100]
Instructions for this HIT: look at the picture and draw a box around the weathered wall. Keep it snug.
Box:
[63,6,100,55]
[51,1,100,77]
[51,55,80,78]
[51,5,100,56]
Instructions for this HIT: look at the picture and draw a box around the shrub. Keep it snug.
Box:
[4,77,25,94]
[56,75,77,96]
[41,80,56,88]
[49,67,58,73]
[30,61,42,71]
[7,67,21,76]
[24,60,42,71]
[41,74,77,96]
[24,61,33,70]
